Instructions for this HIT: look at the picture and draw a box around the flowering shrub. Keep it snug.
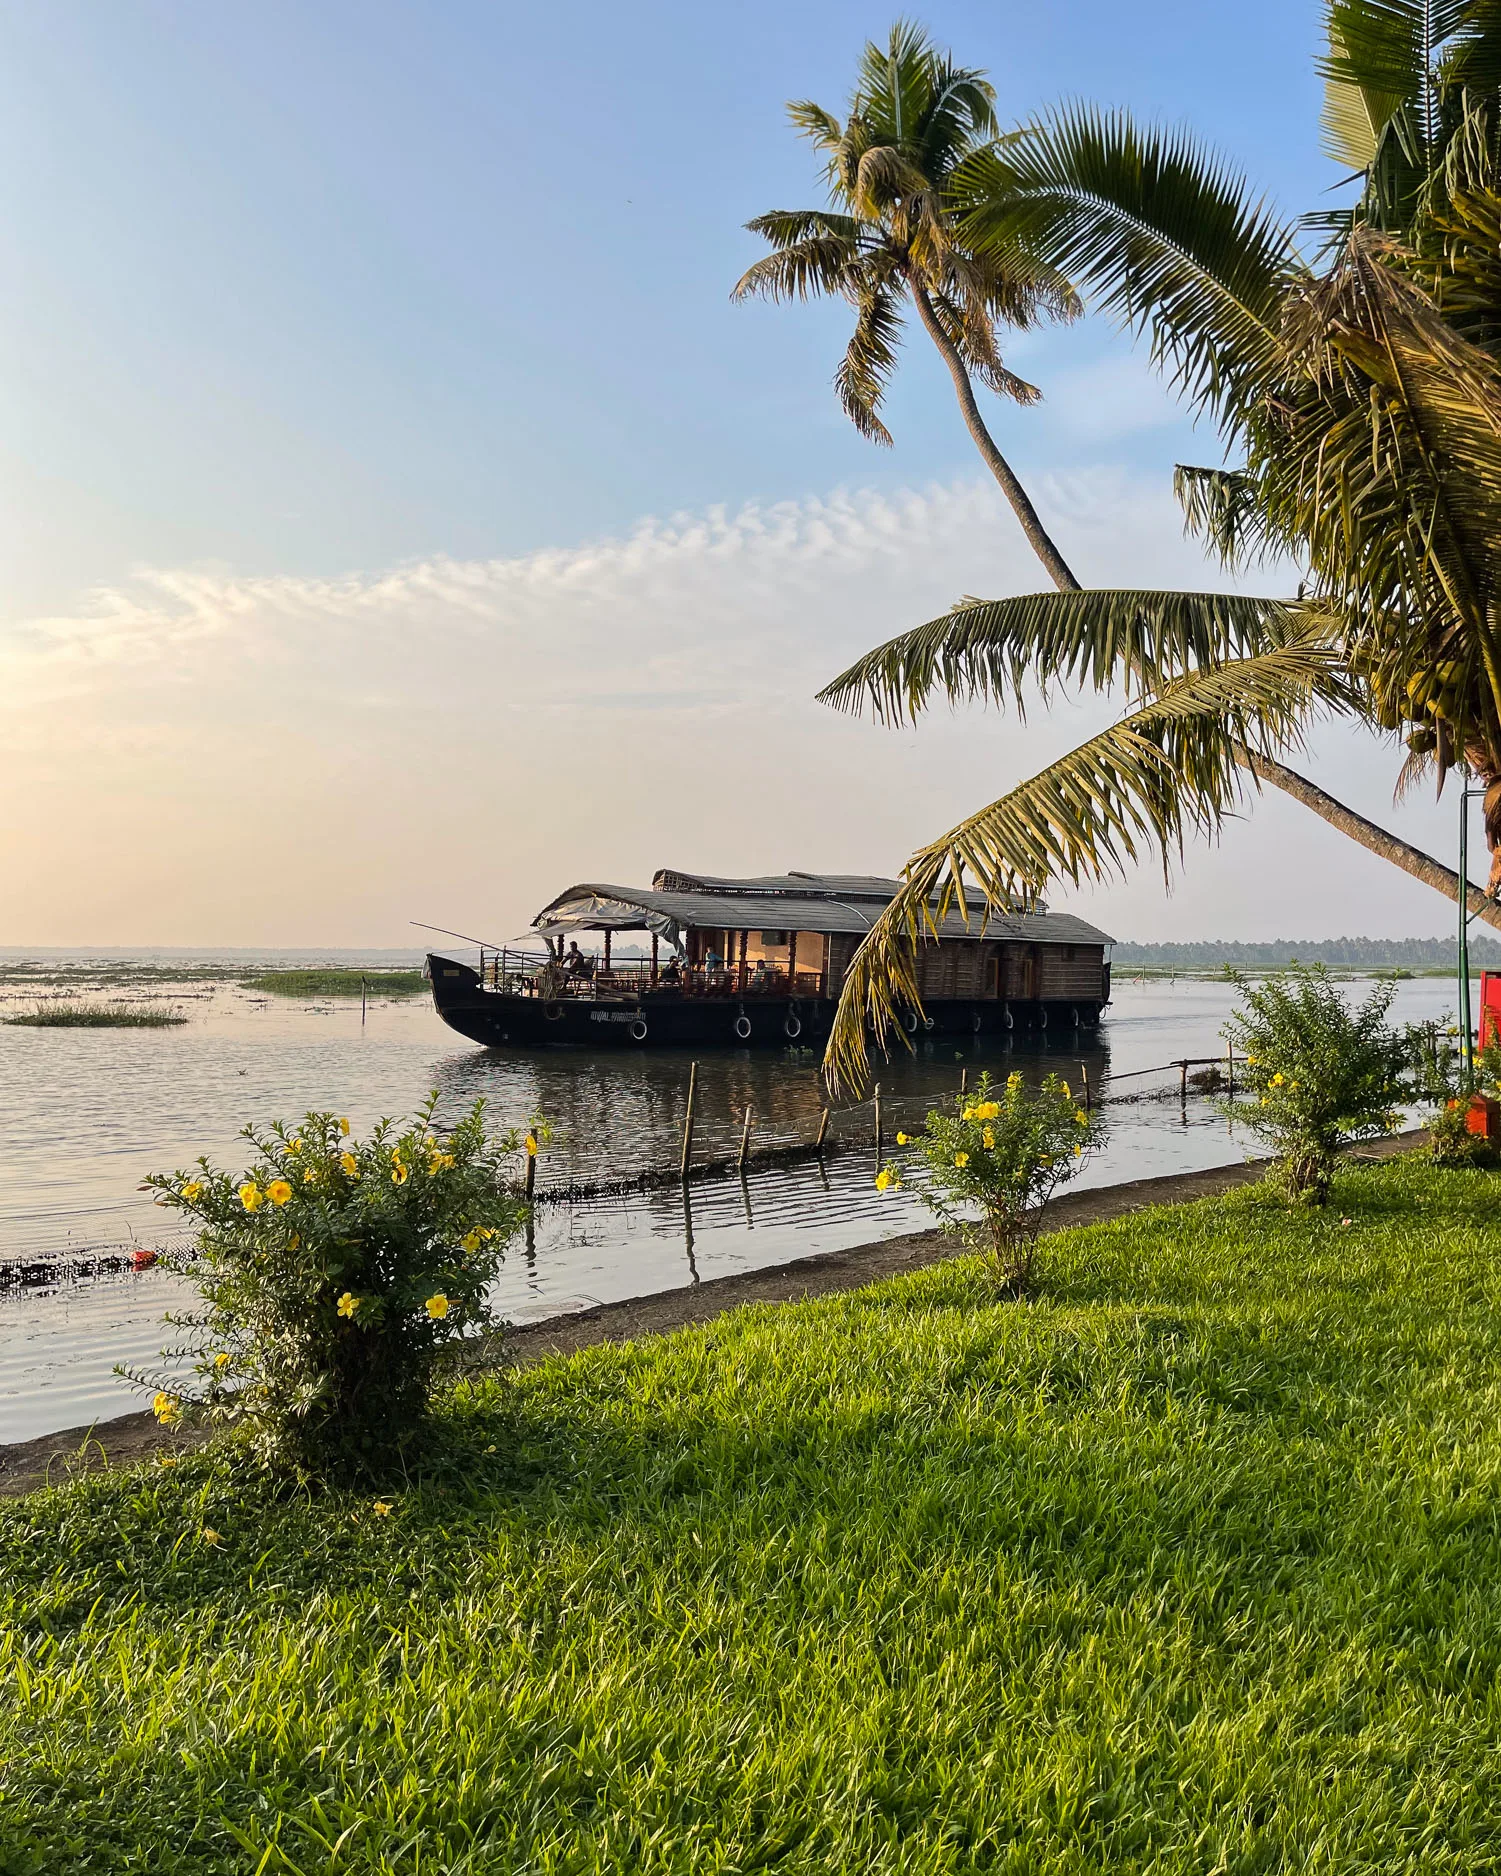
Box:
[878,1070,1102,1291]
[1424,1035,1501,1167]
[125,1095,534,1476]
[1221,968,1415,1204]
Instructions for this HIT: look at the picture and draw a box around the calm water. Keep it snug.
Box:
[0,952,1461,1441]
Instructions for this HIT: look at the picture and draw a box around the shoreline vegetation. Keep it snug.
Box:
[1,1001,187,1028]
[9,1142,1500,1868]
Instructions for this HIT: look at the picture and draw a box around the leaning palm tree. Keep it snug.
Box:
[818,0,1501,1085]
[733,21,1081,588]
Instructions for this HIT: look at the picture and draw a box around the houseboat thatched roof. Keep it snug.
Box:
[532,870,1113,950]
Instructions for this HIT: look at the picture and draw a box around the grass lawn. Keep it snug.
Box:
[241,969,427,998]
[5,1157,1501,1872]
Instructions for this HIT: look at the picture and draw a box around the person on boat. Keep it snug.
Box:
[660,955,682,986]
[704,946,723,974]
[565,941,593,979]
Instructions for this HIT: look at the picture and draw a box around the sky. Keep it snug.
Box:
[0,0,1480,945]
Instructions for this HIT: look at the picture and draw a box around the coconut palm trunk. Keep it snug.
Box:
[908,281,1080,593]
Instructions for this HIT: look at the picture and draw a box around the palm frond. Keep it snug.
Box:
[817,588,1307,724]
[835,283,905,442]
[823,637,1339,1088]
[742,209,866,247]
[731,236,860,305]
[1319,1,1466,166]
[955,106,1303,430]
[1173,465,1280,566]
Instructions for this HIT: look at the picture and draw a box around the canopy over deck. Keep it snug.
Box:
[532,869,1113,952]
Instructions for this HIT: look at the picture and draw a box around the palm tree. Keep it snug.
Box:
[732,21,1081,589]
[817,0,1501,1085]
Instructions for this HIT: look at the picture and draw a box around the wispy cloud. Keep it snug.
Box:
[0,471,1464,944]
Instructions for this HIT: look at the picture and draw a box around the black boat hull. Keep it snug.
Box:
[427,957,1102,1050]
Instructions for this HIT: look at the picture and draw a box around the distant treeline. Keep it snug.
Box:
[1113,937,1501,968]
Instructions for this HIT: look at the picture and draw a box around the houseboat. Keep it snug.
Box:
[426,867,1113,1050]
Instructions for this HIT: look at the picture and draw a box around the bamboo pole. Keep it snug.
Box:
[680,1062,698,1182]
[873,1082,883,1155]
[815,1106,830,1149]
[1179,1060,1189,1107]
[959,1067,968,1099]
[738,1103,754,1172]
[1226,1047,1235,1097]
[1080,1062,1090,1111]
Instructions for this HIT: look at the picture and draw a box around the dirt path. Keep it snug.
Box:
[0,1133,1426,1496]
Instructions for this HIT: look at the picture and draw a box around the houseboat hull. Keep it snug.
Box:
[427,957,1103,1051]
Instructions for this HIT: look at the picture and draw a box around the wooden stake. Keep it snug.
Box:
[1180,1060,1189,1107]
[680,1061,698,1182]
[873,1082,883,1155]
[959,1067,968,1099]
[815,1106,830,1149]
[524,1133,537,1198]
[1080,1062,1089,1111]
[1226,1047,1235,1097]
[361,975,367,1025]
[738,1103,754,1172]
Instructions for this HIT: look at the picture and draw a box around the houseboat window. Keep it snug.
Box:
[758,931,788,947]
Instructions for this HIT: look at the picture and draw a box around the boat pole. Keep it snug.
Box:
[873,1082,882,1155]
[680,1062,698,1182]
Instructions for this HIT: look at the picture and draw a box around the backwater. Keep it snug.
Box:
[0,951,1461,1441]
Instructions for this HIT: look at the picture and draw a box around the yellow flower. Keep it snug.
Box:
[336,1292,360,1318]
[201,1527,221,1546]
[1270,1073,1285,1086]
[962,1106,976,1121]
[954,1152,969,1168]
[288,1137,303,1154]
[151,1391,178,1424]
[340,1153,358,1177]
[976,1101,1000,1120]
[1073,1144,1083,1156]
[1007,1073,1022,1091]
[1075,1110,1089,1127]
[238,1182,263,1213]
[1060,1081,1071,1098]
[525,1133,538,1157]
[982,1127,995,1148]
[303,1168,318,1184]
[425,1293,451,1320]
[213,1351,230,1370]
[180,1180,203,1202]
[427,1151,455,1175]
[373,1501,393,1518]
[875,1168,894,1191]
[339,1117,351,1135]
[895,1131,909,1146]
[157,1453,177,1469]
[289,1231,301,1249]
[1246,1055,1258,1066]
[266,1178,293,1206]
[461,1229,482,1253]
[391,1162,410,1186]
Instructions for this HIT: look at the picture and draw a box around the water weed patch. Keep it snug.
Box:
[3,1158,1501,1871]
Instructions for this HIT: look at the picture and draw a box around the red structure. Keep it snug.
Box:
[1481,971,1501,1050]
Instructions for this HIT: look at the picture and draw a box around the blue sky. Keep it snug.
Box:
[8,1,1465,948]
[0,0,1329,617]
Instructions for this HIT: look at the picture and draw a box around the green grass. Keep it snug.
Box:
[1,1000,187,1027]
[240,968,427,998]
[5,1158,1501,1871]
